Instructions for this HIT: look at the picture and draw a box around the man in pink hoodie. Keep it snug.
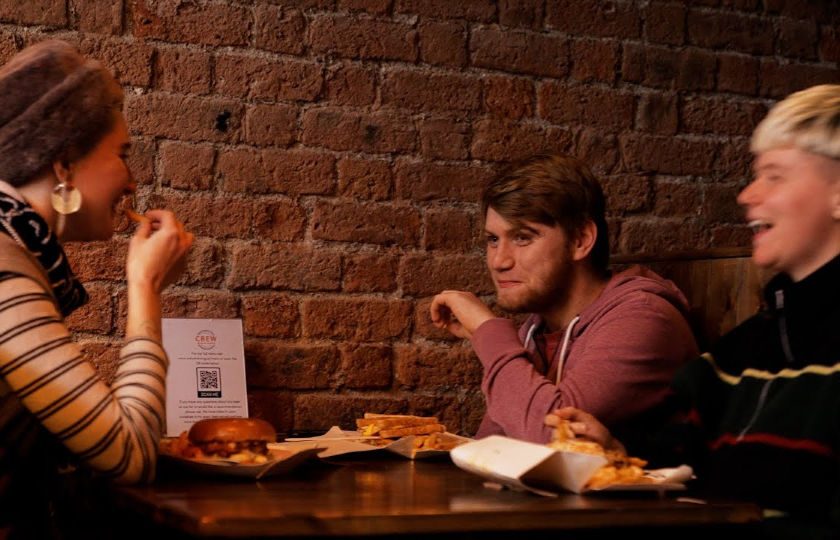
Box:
[430,153,699,444]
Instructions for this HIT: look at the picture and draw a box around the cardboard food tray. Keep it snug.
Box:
[450,435,693,497]
[159,443,322,480]
[283,426,472,459]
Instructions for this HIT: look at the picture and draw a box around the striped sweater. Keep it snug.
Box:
[0,235,168,536]
[660,253,840,525]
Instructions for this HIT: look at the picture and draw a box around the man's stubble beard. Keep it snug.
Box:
[494,252,574,315]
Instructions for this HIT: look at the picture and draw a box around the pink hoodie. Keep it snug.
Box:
[472,265,699,443]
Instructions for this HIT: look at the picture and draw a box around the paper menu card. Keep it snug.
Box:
[450,435,693,496]
[162,318,248,437]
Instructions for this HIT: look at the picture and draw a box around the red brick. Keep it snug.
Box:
[716,138,753,180]
[0,33,17,66]
[338,157,393,201]
[399,254,491,297]
[570,39,618,84]
[341,343,393,389]
[242,294,301,338]
[342,253,399,293]
[763,0,839,22]
[0,0,65,26]
[576,129,620,174]
[471,27,570,78]
[127,137,155,187]
[244,103,298,148]
[618,218,709,254]
[228,244,341,292]
[777,17,818,60]
[71,0,122,34]
[395,0,495,22]
[160,141,215,191]
[148,193,258,239]
[484,76,535,120]
[395,345,482,389]
[417,117,471,160]
[653,180,702,218]
[424,208,476,251]
[291,394,411,432]
[253,199,308,242]
[124,93,244,143]
[546,0,641,39]
[759,59,840,100]
[254,5,306,55]
[643,2,685,46]
[618,134,717,176]
[310,15,417,62]
[499,0,544,29]
[215,54,323,102]
[78,341,120,383]
[312,200,420,246]
[302,108,418,154]
[711,225,753,248]
[681,97,767,137]
[160,290,239,319]
[418,20,467,68]
[246,341,339,389]
[219,148,335,196]
[637,92,678,135]
[166,239,226,288]
[472,119,574,163]
[153,45,211,94]
[324,63,377,106]
[701,183,746,225]
[393,160,490,202]
[602,174,653,215]
[302,298,413,341]
[539,84,634,130]
[78,36,153,87]
[686,8,774,55]
[131,0,250,47]
[821,26,840,63]
[381,68,483,115]
[66,284,113,334]
[717,53,759,96]
[622,43,716,91]
[248,391,294,435]
[64,240,128,282]
[339,0,394,16]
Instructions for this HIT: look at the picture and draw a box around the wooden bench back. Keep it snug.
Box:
[609,247,772,350]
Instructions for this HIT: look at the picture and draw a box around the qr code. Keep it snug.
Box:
[198,369,220,390]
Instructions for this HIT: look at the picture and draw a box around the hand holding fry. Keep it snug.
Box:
[429,291,495,339]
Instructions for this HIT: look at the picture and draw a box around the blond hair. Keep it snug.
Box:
[751,84,840,159]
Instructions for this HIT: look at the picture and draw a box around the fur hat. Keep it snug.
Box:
[0,39,124,187]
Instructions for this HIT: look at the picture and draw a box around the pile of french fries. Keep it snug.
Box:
[547,419,652,489]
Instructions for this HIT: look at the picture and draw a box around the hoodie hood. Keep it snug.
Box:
[519,264,692,347]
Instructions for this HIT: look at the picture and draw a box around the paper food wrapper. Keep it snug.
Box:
[284,426,472,459]
[450,435,693,497]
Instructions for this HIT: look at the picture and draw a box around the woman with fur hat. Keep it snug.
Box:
[548,84,840,537]
[0,40,193,538]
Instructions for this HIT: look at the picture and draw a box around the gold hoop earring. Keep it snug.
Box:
[51,182,82,215]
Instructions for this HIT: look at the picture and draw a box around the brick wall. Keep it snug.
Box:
[2,0,838,436]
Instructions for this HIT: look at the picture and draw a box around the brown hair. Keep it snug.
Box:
[481,153,609,273]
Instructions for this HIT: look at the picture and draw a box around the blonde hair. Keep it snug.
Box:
[751,84,840,159]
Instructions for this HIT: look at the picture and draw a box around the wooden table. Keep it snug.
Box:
[105,452,762,540]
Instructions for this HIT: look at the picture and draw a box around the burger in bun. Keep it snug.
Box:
[185,417,277,464]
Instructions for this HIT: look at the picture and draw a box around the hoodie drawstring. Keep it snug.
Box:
[555,316,580,385]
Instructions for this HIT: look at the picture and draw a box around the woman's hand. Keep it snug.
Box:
[545,407,626,454]
[126,210,193,293]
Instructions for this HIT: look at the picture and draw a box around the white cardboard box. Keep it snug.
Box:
[450,435,693,497]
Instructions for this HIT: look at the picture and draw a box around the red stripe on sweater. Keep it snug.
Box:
[710,432,834,457]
